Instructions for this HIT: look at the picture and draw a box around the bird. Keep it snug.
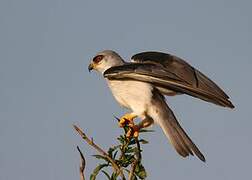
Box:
[88,50,234,162]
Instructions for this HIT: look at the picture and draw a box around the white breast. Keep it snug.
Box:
[107,79,154,116]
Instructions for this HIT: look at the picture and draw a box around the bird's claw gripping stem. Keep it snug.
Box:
[118,113,139,138]
[118,113,137,127]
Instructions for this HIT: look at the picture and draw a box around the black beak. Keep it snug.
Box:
[88,63,93,72]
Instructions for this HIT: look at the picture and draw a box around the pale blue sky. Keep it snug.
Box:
[0,0,251,179]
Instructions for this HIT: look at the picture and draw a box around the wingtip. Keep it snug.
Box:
[182,153,206,162]
[230,102,235,109]
[230,104,235,109]
[226,99,235,109]
[193,149,206,162]
[198,154,206,162]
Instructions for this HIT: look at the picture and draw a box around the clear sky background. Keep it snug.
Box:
[0,0,251,179]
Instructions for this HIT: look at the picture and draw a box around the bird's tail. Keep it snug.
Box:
[150,89,205,162]
[158,107,205,162]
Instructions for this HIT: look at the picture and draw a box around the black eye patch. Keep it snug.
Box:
[93,55,104,64]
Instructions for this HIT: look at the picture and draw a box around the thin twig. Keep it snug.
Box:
[128,138,142,180]
[136,137,142,160]
[77,146,85,180]
[73,125,126,180]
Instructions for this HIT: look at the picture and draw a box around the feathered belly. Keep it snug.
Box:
[107,79,154,115]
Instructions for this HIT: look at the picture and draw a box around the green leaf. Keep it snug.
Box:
[90,164,109,180]
[125,154,134,162]
[113,150,118,159]
[139,129,154,133]
[132,175,138,180]
[118,154,134,167]
[117,135,126,144]
[129,138,137,145]
[101,170,111,180]
[108,145,120,158]
[92,155,109,162]
[111,172,119,180]
[126,147,138,153]
[139,139,149,144]
[135,163,147,179]
[123,125,130,133]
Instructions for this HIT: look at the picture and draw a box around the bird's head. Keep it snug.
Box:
[88,50,124,74]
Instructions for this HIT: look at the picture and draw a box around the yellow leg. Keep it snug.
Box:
[126,124,140,138]
[118,113,137,128]
[138,118,154,129]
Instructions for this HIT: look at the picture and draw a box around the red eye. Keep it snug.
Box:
[93,55,104,64]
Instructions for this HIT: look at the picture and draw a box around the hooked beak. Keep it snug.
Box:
[88,63,94,72]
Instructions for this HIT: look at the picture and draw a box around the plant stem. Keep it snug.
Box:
[128,138,141,180]
[73,125,126,180]
[77,146,85,180]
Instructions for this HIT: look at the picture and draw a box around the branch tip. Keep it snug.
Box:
[77,146,85,180]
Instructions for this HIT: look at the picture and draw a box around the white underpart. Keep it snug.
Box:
[107,79,155,120]
[92,50,163,124]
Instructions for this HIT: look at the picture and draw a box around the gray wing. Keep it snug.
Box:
[103,51,234,108]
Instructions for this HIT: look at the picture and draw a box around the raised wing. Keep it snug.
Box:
[104,52,234,108]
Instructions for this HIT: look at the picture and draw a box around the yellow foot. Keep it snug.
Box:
[126,124,140,138]
[118,113,137,128]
